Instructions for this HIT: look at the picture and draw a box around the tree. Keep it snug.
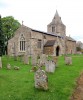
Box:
[76,47,81,51]
[1,16,21,54]
[0,15,5,56]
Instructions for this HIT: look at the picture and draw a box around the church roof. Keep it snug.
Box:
[44,40,56,47]
[66,36,76,42]
[52,10,63,24]
[53,10,60,19]
[31,29,62,38]
[18,25,76,42]
[48,10,64,26]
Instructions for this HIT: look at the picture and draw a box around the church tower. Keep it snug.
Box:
[47,10,66,37]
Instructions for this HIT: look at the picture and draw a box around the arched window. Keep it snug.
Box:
[20,34,25,51]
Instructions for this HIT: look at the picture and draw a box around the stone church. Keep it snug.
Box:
[8,10,76,56]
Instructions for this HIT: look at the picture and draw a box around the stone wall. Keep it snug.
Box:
[44,46,54,55]
[30,30,57,55]
[30,31,43,55]
[8,25,31,56]
[56,24,66,36]
[66,40,76,54]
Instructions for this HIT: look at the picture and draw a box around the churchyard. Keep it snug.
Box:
[0,55,83,100]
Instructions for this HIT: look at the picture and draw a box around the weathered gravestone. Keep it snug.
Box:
[51,56,58,64]
[23,54,29,64]
[45,60,55,73]
[37,59,43,67]
[34,68,48,90]
[7,63,11,70]
[31,55,37,66]
[38,54,47,66]
[65,56,72,65]
[14,66,20,70]
[0,57,2,68]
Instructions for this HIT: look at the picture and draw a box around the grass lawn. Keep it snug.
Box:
[0,55,83,100]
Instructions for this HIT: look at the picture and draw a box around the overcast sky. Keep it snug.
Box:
[0,0,83,42]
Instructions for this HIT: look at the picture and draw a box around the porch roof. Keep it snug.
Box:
[44,40,56,47]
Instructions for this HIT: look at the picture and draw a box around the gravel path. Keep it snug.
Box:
[71,72,83,100]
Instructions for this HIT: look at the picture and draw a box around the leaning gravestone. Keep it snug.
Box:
[45,60,55,73]
[65,56,72,65]
[0,57,2,68]
[34,68,48,90]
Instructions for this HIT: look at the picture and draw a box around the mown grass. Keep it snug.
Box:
[0,55,83,100]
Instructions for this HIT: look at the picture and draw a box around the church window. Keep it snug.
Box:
[20,34,25,51]
[52,26,55,32]
[38,39,41,48]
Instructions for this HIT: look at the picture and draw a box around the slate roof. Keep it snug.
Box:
[44,40,56,47]
[20,25,76,42]
[31,29,63,38]
[66,36,76,42]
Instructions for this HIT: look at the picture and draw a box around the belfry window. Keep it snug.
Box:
[52,26,55,32]
[20,34,25,51]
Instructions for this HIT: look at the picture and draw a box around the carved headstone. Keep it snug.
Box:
[45,60,55,73]
[65,56,72,65]
[0,57,2,68]
[34,68,48,90]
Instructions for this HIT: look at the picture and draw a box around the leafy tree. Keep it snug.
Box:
[1,16,21,54]
[76,47,81,51]
[0,15,5,56]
